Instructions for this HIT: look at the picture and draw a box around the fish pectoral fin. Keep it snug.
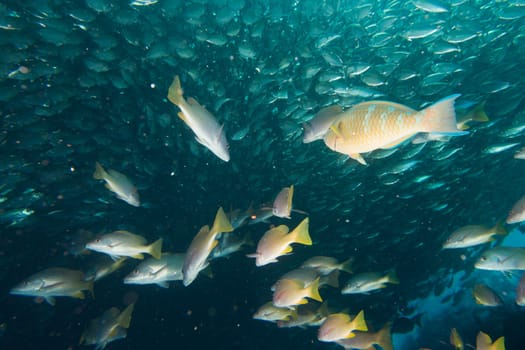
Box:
[349,153,367,165]
[195,136,210,148]
[282,246,293,255]
[156,282,169,288]
[329,124,345,139]
[187,97,200,106]
[72,291,85,299]
[215,124,225,143]
[132,253,144,259]
[44,296,56,306]
[345,332,357,339]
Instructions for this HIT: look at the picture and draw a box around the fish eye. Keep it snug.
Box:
[480,256,486,262]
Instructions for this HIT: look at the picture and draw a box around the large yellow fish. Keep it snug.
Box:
[323,94,466,165]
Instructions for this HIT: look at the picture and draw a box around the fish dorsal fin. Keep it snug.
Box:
[353,100,416,113]
[187,97,201,106]
[215,124,225,143]
[107,169,127,181]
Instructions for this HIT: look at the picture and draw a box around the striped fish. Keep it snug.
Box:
[323,94,466,165]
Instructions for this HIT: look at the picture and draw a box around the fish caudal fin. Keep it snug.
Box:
[350,310,368,333]
[118,303,135,329]
[307,277,323,302]
[321,270,340,288]
[493,220,508,236]
[149,238,163,259]
[477,332,505,350]
[375,322,393,350]
[86,280,95,299]
[93,162,107,180]
[492,336,506,350]
[420,94,467,135]
[339,257,355,274]
[167,75,183,106]
[211,207,234,235]
[290,217,311,245]
[386,270,400,284]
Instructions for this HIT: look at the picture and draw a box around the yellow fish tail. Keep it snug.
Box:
[386,270,400,284]
[118,303,135,329]
[420,94,465,135]
[307,277,323,302]
[350,310,368,333]
[211,207,234,235]
[290,217,311,245]
[148,238,163,259]
[93,162,107,180]
[167,75,184,106]
[493,220,508,236]
[492,336,506,350]
[339,257,354,274]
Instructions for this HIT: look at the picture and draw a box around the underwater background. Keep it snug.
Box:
[1,0,525,349]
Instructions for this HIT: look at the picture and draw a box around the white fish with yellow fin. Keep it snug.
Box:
[335,322,393,350]
[10,268,94,306]
[86,230,163,260]
[182,207,233,286]
[93,162,140,207]
[317,311,368,342]
[80,303,135,350]
[442,221,507,249]
[475,247,525,271]
[342,271,399,294]
[167,75,230,162]
[272,277,323,308]
[269,185,308,219]
[450,328,464,350]
[124,253,185,288]
[247,217,311,266]
[323,94,467,165]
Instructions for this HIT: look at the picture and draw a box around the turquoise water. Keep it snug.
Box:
[1,0,525,349]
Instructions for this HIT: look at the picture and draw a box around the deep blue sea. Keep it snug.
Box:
[1,0,525,349]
